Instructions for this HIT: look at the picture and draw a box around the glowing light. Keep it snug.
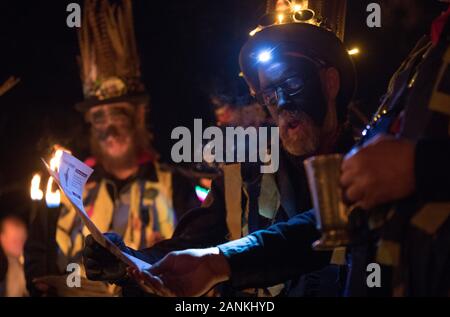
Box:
[249,26,262,37]
[258,50,272,63]
[45,147,72,208]
[348,48,360,56]
[45,177,61,208]
[362,129,368,137]
[49,149,64,172]
[195,186,210,203]
[293,4,302,12]
[277,14,285,24]
[30,174,44,201]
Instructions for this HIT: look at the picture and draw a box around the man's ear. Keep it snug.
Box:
[324,67,340,101]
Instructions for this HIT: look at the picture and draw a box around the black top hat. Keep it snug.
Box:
[239,22,356,115]
[75,0,148,112]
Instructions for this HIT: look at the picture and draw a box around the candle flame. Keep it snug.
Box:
[45,177,61,208]
[49,149,67,172]
[45,146,71,208]
[30,174,44,201]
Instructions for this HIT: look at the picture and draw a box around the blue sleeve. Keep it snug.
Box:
[218,210,331,290]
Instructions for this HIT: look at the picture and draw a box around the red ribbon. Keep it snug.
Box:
[431,5,450,45]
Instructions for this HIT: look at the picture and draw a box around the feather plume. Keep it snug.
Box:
[78,0,144,99]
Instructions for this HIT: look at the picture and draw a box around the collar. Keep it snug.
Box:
[431,5,450,45]
[87,151,159,184]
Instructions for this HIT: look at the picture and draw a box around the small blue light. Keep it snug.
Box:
[258,50,272,63]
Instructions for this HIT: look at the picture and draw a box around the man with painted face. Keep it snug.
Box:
[83,1,357,297]
[129,1,450,297]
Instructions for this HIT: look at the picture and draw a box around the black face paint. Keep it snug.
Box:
[88,105,136,141]
[96,125,121,141]
[257,55,328,125]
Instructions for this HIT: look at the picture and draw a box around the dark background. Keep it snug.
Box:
[0,0,447,205]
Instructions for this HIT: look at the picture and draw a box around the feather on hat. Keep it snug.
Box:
[76,0,148,112]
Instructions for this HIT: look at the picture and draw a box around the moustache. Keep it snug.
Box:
[95,125,124,141]
[278,108,302,120]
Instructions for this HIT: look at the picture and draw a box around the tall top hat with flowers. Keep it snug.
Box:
[76,0,148,112]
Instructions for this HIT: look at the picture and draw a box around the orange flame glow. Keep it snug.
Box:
[45,147,72,208]
[30,174,44,201]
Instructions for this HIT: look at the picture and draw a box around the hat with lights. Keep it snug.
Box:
[75,0,148,112]
[240,0,356,112]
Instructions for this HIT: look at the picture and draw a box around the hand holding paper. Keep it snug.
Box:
[42,152,151,272]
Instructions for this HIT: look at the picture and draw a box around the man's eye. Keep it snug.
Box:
[285,78,303,91]
[91,111,106,124]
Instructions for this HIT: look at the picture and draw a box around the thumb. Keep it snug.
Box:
[85,234,95,247]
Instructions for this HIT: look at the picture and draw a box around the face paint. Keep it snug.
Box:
[89,104,135,136]
[87,103,137,162]
[254,54,329,157]
[256,55,328,126]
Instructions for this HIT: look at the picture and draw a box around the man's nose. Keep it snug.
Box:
[275,87,290,110]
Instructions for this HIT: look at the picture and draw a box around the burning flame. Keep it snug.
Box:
[45,176,60,208]
[45,147,72,208]
[30,146,72,208]
[49,149,65,172]
[30,174,44,201]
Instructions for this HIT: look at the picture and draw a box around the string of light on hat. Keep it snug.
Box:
[249,1,360,57]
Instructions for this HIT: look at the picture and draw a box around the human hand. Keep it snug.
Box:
[128,248,231,297]
[341,135,416,210]
[82,233,128,283]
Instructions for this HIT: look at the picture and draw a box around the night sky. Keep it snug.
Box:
[0,0,447,203]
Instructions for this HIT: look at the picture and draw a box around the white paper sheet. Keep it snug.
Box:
[42,152,151,271]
